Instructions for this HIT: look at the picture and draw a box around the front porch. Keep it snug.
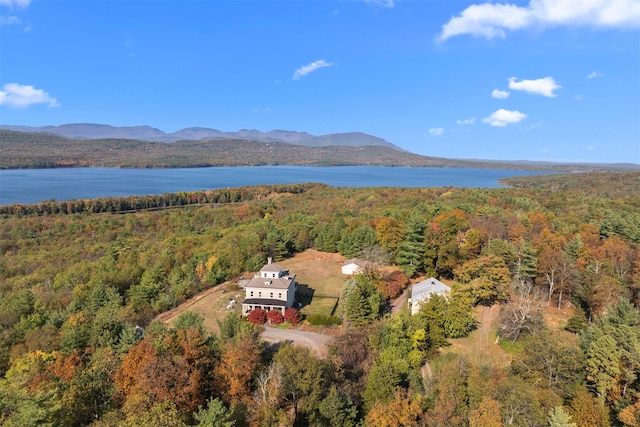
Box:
[242,298,286,315]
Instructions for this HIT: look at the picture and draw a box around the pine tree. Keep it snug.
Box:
[514,238,537,285]
[344,285,371,326]
[396,216,426,277]
[548,406,576,427]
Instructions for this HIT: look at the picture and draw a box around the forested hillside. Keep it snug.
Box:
[0,130,458,169]
[3,130,638,171]
[0,172,639,426]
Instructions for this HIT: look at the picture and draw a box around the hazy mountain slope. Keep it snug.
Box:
[2,130,637,171]
[0,130,451,168]
[0,123,397,148]
[2,123,167,140]
[299,132,399,149]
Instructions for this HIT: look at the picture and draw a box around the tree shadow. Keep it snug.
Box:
[295,283,315,309]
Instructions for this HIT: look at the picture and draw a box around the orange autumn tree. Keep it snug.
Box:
[114,325,216,415]
[366,388,423,427]
[215,332,261,405]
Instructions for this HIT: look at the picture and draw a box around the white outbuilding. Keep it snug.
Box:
[408,277,451,315]
[341,258,367,275]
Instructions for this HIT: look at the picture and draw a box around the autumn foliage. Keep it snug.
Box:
[267,309,285,325]
[247,308,267,324]
[114,327,215,414]
[377,270,410,300]
[284,307,301,325]
[1,173,639,426]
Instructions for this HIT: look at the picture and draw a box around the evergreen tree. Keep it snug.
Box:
[514,238,537,285]
[564,306,588,333]
[344,285,371,326]
[396,216,426,277]
[194,398,235,427]
[318,385,358,427]
[548,406,576,427]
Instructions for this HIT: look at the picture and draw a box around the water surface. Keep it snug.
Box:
[0,166,547,205]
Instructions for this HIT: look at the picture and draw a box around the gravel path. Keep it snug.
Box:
[261,325,334,357]
[391,288,409,313]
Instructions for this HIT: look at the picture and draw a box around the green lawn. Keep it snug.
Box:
[279,250,347,317]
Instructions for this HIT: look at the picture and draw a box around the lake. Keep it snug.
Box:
[0,166,550,206]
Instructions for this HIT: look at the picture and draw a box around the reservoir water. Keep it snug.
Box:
[0,166,550,206]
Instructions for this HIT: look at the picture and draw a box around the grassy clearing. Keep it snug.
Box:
[278,249,347,317]
[443,303,576,368]
[159,282,245,334]
[442,305,511,368]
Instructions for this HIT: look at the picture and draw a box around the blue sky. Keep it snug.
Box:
[1,0,639,163]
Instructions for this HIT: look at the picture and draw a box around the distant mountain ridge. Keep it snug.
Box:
[0,123,400,149]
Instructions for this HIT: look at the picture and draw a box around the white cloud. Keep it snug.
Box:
[292,60,334,80]
[1,0,30,31]
[437,0,640,42]
[491,89,510,99]
[429,127,444,136]
[366,0,394,8]
[0,83,59,108]
[0,14,19,25]
[456,117,476,125]
[588,71,602,78]
[508,76,561,97]
[0,0,31,7]
[482,109,527,127]
[525,120,543,130]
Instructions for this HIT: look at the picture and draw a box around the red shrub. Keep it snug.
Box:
[284,308,301,325]
[267,310,284,325]
[377,270,410,300]
[247,308,267,325]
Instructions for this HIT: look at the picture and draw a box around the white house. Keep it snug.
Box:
[242,258,297,316]
[408,277,451,315]
[341,258,367,275]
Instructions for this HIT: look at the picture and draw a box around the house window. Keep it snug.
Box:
[270,292,273,298]
[278,293,282,298]
[258,291,262,297]
[250,291,254,297]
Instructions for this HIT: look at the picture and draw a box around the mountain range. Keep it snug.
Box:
[0,123,401,149]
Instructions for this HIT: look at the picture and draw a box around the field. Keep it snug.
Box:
[157,249,349,331]
[278,249,347,317]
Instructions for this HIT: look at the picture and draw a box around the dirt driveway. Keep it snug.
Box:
[260,325,334,358]
[444,304,511,367]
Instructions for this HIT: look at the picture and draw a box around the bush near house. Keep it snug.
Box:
[284,308,301,325]
[247,308,267,325]
[267,310,285,325]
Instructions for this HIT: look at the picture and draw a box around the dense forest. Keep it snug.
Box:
[3,130,638,171]
[0,172,639,426]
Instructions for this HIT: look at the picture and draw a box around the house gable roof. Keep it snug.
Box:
[245,275,296,290]
[342,258,367,268]
[411,277,450,300]
[261,263,285,273]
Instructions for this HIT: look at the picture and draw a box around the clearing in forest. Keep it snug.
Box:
[442,303,574,368]
[157,249,348,332]
[278,249,347,317]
